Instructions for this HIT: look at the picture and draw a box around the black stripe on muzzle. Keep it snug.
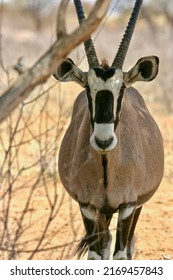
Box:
[94,90,114,123]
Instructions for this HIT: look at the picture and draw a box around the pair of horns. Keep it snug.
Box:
[74,0,143,69]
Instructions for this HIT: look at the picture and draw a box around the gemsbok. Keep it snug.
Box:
[53,0,164,260]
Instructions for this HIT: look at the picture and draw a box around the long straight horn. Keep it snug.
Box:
[111,0,143,69]
[73,0,100,68]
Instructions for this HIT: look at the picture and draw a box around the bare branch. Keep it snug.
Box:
[13,57,28,75]
[56,0,69,40]
[0,0,111,124]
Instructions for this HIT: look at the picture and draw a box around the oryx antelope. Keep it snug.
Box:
[54,0,164,260]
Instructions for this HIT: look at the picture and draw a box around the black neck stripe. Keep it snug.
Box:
[102,154,108,188]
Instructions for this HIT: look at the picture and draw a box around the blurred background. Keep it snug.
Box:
[0,0,172,260]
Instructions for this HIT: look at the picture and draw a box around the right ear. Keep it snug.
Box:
[124,56,159,87]
[53,58,87,88]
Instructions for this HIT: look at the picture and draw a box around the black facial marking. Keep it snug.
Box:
[138,60,153,79]
[95,90,114,123]
[86,86,94,129]
[93,67,116,81]
[95,137,113,150]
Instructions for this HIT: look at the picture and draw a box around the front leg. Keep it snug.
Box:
[80,204,101,260]
[113,205,135,260]
[80,204,112,260]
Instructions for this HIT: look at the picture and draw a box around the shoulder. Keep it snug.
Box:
[125,87,147,108]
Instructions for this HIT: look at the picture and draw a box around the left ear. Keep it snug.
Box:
[53,58,87,88]
[124,56,159,87]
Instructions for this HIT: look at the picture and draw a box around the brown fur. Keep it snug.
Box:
[58,87,164,257]
[59,88,164,210]
[101,59,110,69]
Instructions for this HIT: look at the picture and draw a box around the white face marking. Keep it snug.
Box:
[87,68,123,119]
[88,250,101,260]
[87,68,124,153]
[88,68,123,93]
[90,123,117,152]
[115,79,120,84]
[81,207,96,221]
[119,206,135,220]
[113,247,127,260]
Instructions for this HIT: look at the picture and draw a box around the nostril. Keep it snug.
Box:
[95,137,113,150]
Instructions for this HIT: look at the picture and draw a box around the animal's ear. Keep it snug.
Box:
[53,58,87,88]
[124,56,159,87]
